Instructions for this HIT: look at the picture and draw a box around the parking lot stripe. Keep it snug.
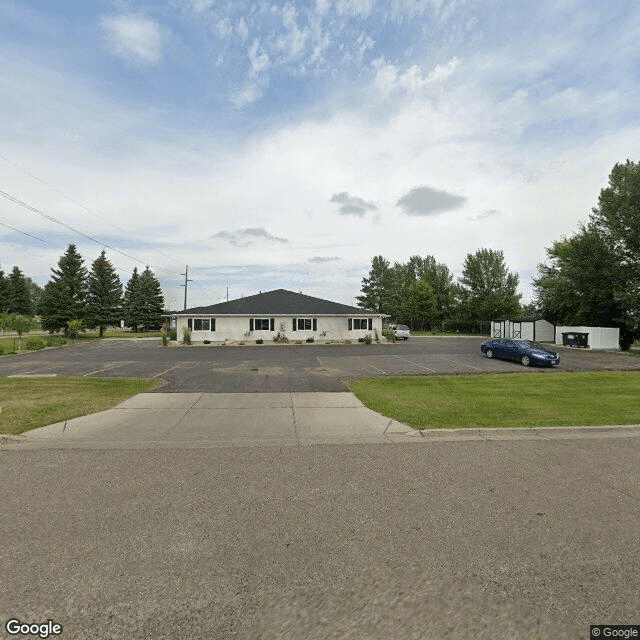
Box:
[355,356,387,374]
[153,362,188,378]
[446,358,485,371]
[393,355,438,373]
[82,362,131,377]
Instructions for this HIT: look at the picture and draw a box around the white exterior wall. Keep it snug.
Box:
[175,314,383,342]
[555,326,619,349]
[534,320,555,342]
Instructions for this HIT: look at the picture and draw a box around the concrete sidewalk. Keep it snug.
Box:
[3,392,419,449]
[3,392,640,450]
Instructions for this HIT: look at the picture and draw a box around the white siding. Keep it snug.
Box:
[555,326,619,349]
[175,315,383,342]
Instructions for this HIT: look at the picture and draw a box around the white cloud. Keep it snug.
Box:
[248,38,271,76]
[100,14,167,66]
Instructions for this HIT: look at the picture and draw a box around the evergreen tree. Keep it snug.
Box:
[356,255,392,313]
[138,266,164,331]
[123,267,143,332]
[0,266,9,313]
[86,250,123,337]
[7,266,33,315]
[39,244,88,333]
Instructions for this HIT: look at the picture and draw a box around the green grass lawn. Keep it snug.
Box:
[348,371,640,429]
[0,377,159,435]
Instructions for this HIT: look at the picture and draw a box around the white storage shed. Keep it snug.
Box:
[555,326,619,350]
[491,318,555,342]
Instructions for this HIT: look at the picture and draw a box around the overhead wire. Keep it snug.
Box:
[0,188,184,283]
[0,152,180,267]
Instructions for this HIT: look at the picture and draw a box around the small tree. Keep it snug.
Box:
[9,314,34,351]
[67,319,84,340]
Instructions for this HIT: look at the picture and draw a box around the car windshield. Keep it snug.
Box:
[396,325,409,330]
[514,340,545,349]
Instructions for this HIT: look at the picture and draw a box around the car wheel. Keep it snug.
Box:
[521,355,531,367]
[485,349,493,359]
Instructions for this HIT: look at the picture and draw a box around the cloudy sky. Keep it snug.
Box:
[1,0,639,309]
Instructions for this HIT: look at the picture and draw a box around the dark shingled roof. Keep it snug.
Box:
[178,289,376,316]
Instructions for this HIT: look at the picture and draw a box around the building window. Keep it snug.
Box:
[349,318,372,330]
[188,318,215,331]
[292,318,317,331]
[250,318,275,331]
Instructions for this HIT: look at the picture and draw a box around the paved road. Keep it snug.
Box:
[2,336,639,391]
[1,437,638,639]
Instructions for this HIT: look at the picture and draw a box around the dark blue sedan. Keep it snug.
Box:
[480,338,560,367]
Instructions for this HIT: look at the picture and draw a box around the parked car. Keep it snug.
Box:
[390,324,410,340]
[480,338,559,367]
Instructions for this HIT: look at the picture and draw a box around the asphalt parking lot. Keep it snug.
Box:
[1,336,640,391]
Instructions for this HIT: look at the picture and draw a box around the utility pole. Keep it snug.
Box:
[181,265,193,311]
[226,286,229,301]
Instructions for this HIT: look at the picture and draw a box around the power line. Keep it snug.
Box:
[0,220,65,250]
[0,152,180,267]
[0,188,183,280]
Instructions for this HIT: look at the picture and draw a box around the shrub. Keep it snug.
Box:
[0,344,4,355]
[345,339,352,344]
[383,329,396,342]
[203,339,211,344]
[161,331,168,346]
[364,334,372,345]
[25,336,46,351]
[66,319,84,339]
[357,337,365,343]
[169,329,177,341]
[182,327,192,345]
[256,339,264,344]
[239,340,245,345]
[295,340,303,344]
[306,337,314,343]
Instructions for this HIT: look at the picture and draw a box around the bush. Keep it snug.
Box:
[239,340,245,345]
[0,344,4,355]
[306,337,314,343]
[295,340,303,344]
[203,339,211,344]
[169,329,177,341]
[25,337,46,351]
[161,331,168,346]
[182,327,192,345]
[66,319,84,339]
[383,329,396,342]
[345,339,352,344]
[256,339,264,344]
[357,337,365,343]
[364,334,372,345]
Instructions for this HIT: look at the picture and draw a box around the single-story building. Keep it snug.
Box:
[555,326,620,350]
[491,318,556,342]
[172,289,384,342]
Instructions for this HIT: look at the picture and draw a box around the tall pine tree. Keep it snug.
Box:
[138,266,164,331]
[0,266,9,313]
[39,244,88,334]
[123,267,143,332]
[7,266,34,315]
[86,250,123,337]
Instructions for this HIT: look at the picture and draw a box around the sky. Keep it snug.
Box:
[1,0,639,310]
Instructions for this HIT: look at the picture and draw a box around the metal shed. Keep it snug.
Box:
[555,326,620,350]
[491,318,555,342]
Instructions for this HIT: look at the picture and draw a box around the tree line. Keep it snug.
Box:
[357,249,522,333]
[1,244,165,336]
[358,159,640,350]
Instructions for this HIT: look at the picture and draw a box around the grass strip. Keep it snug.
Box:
[0,377,159,435]
[348,371,640,429]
